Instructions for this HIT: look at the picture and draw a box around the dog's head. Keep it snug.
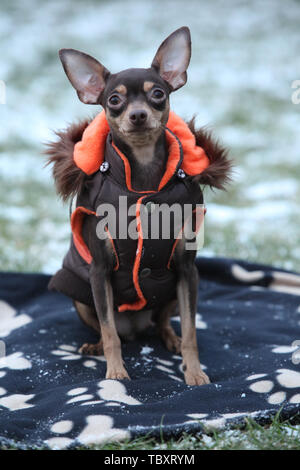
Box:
[59,27,191,148]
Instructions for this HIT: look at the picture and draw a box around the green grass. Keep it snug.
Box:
[92,419,300,451]
[1,414,300,450]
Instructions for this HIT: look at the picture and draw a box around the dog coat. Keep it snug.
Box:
[48,111,210,312]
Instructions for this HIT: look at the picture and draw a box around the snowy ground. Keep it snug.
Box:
[0,0,299,274]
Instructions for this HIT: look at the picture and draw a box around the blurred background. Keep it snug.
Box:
[0,0,299,274]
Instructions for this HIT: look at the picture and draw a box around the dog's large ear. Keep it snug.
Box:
[59,49,110,104]
[151,27,191,91]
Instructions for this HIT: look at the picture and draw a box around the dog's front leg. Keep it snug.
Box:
[174,244,210,386]
[90,262,130,380]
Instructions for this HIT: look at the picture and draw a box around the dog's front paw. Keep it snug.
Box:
[106,366,130,381]
[184,368,210,386]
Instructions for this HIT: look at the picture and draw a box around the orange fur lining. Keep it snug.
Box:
[73,112,110,175]
[73,110,210,179]
[166,112,210,176]
[71,207,96,264]
[71,206,119,270]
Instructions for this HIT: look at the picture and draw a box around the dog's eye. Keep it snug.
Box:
[108,95,122,106]
[150,88,166,101]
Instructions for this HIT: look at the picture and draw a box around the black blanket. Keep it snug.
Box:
[0,257,300,449]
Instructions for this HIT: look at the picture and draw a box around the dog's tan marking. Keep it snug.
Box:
[115,84,127,95]
[143,81,155,92]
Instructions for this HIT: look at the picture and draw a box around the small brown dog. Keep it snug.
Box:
[47,27,231,385]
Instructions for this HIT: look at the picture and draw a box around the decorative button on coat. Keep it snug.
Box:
[140,268,151,278]
[177,168,186,179]
[100,161,110,172]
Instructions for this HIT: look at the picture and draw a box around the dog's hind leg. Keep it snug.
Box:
[74,300,100,333]
[157,299,182,354]
[74,300,103,356]
[78,340,103,356]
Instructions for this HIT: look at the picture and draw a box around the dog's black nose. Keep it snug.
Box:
[129,109,147,126]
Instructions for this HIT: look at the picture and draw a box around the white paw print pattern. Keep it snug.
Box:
[155,357,183,382]
[45,380,140,449]
[66,379,141,407]
[247,369,300,405]
[232,263,300,296]
[0,351,34,411]
[0,392,35,411]
[0,351,31,371]
[51,344,106,369]
[271,344,300,364]
[0,351,32,379]
[184,412,260,431]
[46,414,130,450]
[0,300,32,338]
